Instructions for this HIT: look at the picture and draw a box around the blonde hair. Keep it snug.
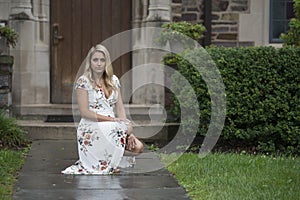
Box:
[83,44,115,94]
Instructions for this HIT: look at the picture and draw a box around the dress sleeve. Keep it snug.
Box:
[75,75,90,90]
[112,75,121,88]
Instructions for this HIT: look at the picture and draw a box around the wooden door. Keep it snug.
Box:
[51,0,131,103]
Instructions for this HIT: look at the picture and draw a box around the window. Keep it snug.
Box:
[270,0,295,43]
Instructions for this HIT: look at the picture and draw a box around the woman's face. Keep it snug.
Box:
[90,51,106,75]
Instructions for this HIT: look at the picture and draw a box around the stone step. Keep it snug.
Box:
[16,103,179,143]
[17,120,179,144]
[14,104,165,121]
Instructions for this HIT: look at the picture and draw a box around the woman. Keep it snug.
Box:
[62,44,144,175]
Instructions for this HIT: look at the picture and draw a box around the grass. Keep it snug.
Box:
[0,111,30,199]
[163,153,300,200]
[0,148,28,200]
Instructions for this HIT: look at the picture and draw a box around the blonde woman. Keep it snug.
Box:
[62,44,143,175]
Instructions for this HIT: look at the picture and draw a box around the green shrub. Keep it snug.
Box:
[0,111,27,148]
[0,26,18,48]
[158,21,206,48]
[167,46,300,155]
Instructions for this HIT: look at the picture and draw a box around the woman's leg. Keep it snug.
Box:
[132,136,144,153]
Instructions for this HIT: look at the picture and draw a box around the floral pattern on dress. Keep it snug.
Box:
[91,150,114,173]
[77,123,99,156]
[75,76,88,89]
[109,125,127,148]
[61,74,134,175]
[89,91,105,110]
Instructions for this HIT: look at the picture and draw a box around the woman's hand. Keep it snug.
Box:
[126,134,137,151]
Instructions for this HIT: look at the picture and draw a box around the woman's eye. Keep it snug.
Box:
[92,58,105,63]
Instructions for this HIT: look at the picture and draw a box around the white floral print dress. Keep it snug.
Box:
[61,75,134,175]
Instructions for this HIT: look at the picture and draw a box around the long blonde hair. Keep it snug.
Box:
[83,44,115,94]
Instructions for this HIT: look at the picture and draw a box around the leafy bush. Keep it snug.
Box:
[0,111,27,148]
[0,26,18,48]
[158,21,206,48]
[167,46,300,155]
[281,0,300,46]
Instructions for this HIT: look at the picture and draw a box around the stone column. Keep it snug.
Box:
[10,0,35,20]
[131,0,171,104]
[9,0,50,116]
[146,0,171,22]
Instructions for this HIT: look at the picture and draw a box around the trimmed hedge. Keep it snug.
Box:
[166,46,300,155]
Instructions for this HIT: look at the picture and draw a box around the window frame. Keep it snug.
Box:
[269,0,294,43]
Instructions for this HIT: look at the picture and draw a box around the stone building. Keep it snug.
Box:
[0,0,295,118]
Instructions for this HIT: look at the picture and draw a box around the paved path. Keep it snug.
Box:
[13,140,190,200]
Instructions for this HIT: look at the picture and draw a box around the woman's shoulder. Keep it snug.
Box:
[75,75,91,90]
[112,74,121,88]
[112,74,119,81]
[77,74,88,80]
[79,75,94,83]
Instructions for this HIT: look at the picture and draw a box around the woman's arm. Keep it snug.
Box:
[115,87,133,133]
[115,87,127,119]
[76,89,114,122]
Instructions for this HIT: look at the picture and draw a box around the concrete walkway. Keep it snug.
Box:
[13,140,190,200]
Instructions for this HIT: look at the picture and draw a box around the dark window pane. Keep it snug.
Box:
[286,2,295,19]
[270,0,295,42]
[272,1,286,20]
[272,21,286,39]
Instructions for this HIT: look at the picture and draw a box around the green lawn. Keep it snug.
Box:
[0,149,28,200]
[164,153,300,200]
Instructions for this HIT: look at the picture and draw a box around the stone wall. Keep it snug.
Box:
[211,0,253,46]
[0,0,11,20]
[182,0,204,23]
[0,55,13,115]
[171,0,182,22]
[171,0,254,47]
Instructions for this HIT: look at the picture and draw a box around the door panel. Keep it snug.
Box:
[51,0,131,103]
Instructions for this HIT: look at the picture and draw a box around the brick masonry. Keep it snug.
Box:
[171,0,253,47]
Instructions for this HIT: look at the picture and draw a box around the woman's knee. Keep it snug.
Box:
[135,140,144,153]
